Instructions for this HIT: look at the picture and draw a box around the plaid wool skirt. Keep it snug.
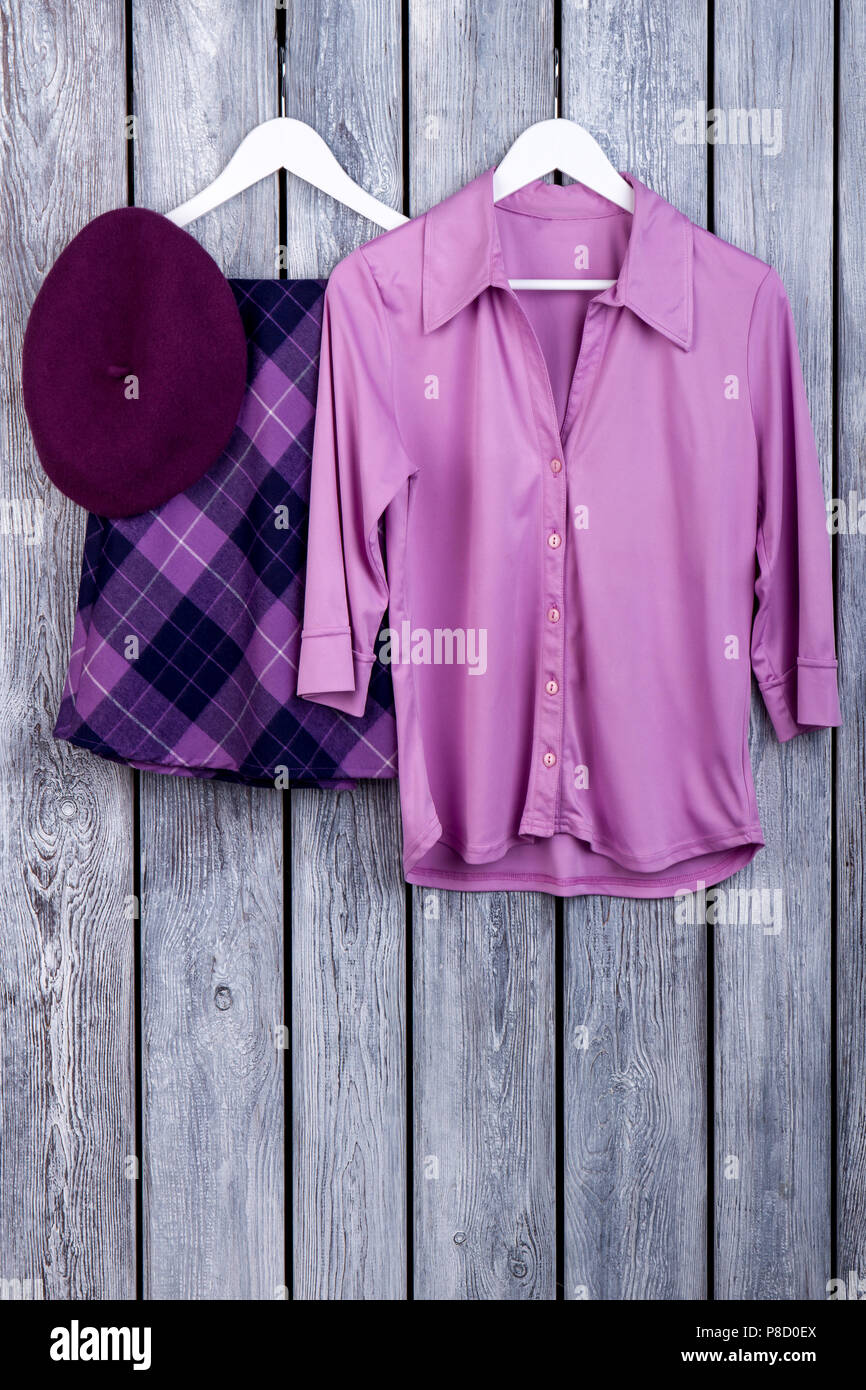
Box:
[54,279,397,787]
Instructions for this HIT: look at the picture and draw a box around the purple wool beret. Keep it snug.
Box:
[22,207,247,517]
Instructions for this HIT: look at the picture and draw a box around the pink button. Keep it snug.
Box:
[545,679,558,695]
[550,458,562,474]
[548,532,562,549]
[542,751,557,768]
[547,606,560,623]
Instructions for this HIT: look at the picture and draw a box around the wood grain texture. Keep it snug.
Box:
[287,0,407,1299]
[713,0,834,1299]
[284,0,403,276]
[836,0,866,1288]
[292,783,406,1300]
[409,0,556,1301]
[413,890,555,1299]
[564,905,706,1300]
[141,782,284,1300]
[408,0,553,209]
[0,0,135,1301]
[0,0,861,1307]
[132,0,285,1300]
[563,0,708,225]
[560,0,708,1300]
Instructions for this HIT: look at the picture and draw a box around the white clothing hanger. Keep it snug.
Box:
[493,120,634,214]
[166,117,408,232]
[494,120,633,291]
[493,59,634,291]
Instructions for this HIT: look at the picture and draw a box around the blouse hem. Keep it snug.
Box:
[405,842,760,899]
[411,820,764,872]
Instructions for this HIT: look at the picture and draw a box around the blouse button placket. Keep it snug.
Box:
[537,434,569,826]
[526,302,610,838]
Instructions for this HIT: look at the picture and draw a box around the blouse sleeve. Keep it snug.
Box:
[748,267,841,741]
[296,248,414,715]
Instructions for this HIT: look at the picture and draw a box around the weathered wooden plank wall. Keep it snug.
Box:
[133,2,284,1301]
[713,0,834,1300]
[409,0,557,1303]
[0,0,862,1303]
[286,0,407,1301]
[561,0,708,1301]
[0,0,135,1301]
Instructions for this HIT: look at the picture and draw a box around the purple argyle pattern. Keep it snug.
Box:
[54,279,397,787]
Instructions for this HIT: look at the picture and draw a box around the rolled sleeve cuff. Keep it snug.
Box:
[759,659,842,742]
[296,627,373,717]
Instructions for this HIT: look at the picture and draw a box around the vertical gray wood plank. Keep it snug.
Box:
[292,784,406,1300]
[837,0,866,1289]
[139,784,284,1300]
[713,0,834,1299]
[564,910,706,1300]
[132,1,285,1299]
[286,1,407,1300]
[283,0,403,274]
[409,0,557,1301]
[0,1,135,1298]
[413,890,555,1300]
[560,0,708,1300]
